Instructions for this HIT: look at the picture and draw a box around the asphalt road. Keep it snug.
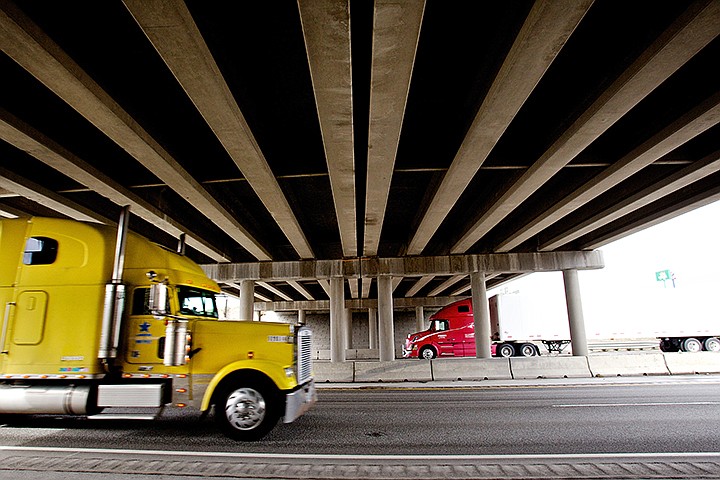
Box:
[1,376,720,478]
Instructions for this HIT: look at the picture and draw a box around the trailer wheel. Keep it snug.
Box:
[703,337,720,352]
[659,339,672,352]
[420,346,437,360]
[497,343,515,358]
[215,377,280,441]
[519,343,536,357]
[682,337,703,353]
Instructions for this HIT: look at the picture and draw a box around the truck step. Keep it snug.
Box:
[87,413,158,421]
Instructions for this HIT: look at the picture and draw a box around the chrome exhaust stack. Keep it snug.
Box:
[98,206,130,360]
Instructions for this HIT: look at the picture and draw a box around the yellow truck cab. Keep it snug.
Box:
[0,214,315,440]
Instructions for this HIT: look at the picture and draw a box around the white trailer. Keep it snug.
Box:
[644,286,720,352]
[489,283,571,357]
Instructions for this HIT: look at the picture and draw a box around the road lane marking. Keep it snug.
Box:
[1,445,720,461]
[553,401,720,408]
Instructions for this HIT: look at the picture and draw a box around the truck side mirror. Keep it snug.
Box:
[148,282,169,315]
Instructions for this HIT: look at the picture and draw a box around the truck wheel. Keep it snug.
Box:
[420,346,437,360]
[497,343,515,358]
[703,337,720,352]
[215,379,279,441]
[682,337,703,353]
[519,343,536,357]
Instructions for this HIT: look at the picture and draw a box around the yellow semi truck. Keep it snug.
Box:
[0,211,315,440]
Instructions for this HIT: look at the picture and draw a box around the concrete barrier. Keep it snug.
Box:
[315,349,330,361]
[354,360,433,382]
[510,356,592,379]
[664,352,720,374]
[313,361,354,383]
[345,349,379,360]
[431,357,512,381]
[311,352,720,384]
[314,350,380,361]
[587,352,669,377]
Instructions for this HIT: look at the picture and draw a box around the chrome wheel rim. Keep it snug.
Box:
[224,388,266,431]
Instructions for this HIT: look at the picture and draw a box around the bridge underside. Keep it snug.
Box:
[0,1,718,306]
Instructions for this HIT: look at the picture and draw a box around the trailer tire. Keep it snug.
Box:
[519,343,536,357]
[497,343,515,358]
[682,337,703,353]
[703,337,720,352]
[659,339,673,352]
[215,374,280,441]
[420,346,437,360]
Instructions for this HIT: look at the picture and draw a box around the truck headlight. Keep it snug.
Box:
[284,367,294,378]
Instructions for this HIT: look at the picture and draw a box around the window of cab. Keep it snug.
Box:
[178,286,218,318]
[432,319,449,331]
[23,237,59,265]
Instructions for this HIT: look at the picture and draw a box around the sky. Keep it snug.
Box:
[491,200,720,339]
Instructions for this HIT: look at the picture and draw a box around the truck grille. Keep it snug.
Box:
[296,327,313,385]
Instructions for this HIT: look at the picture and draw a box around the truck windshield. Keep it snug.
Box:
[177,286,218,318]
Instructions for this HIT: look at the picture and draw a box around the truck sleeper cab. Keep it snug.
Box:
[0,216,315,441]
[403,298,543,359]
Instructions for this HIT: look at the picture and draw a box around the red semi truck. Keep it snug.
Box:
[403,293,571,359]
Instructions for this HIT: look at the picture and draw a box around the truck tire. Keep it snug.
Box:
[704,337,720,352]
[497,343,515,358]
[215,377,280,441]
[420,346,437,360]
[659,339,673,352]
[681,337,703,353]
[519,343,536,357]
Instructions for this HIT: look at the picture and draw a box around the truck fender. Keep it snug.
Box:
[200,359,294,412]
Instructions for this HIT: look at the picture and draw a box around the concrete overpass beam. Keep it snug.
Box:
[202,251,604,282]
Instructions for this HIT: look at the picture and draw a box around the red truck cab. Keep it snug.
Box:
[402,299,498,359]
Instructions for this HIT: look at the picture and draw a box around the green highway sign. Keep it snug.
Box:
[655,270,671,282]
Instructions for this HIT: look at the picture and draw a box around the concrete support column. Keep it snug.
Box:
[415,306,425,331]
[471,271,492,358]
[297,309,305,325]
[239,280,254,321]
[368,307,378,349]
[563,269,589,356]
[330,277,346,363]
[344,308,353,349]
[377,276,395,362]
